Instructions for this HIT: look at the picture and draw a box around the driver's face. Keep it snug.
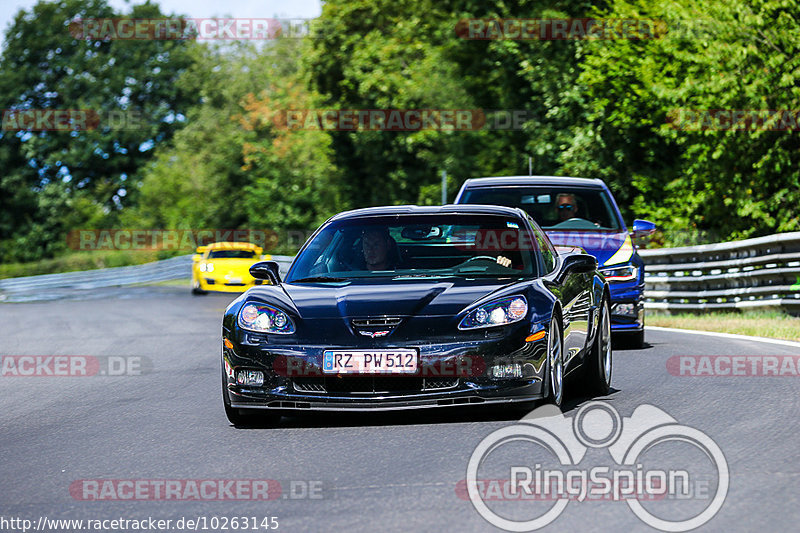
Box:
[557,195,577,221]
[362,230,389,266]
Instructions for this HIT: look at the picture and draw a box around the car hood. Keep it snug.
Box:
[250,277,522,320]
[545,230,633,267]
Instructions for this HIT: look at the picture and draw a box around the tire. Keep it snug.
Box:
[544,314,565,408]
[628,328,645,349]
[614,326,645,349]
[221,364,279,427]
[192,279,207,295]
[581,297,612,396]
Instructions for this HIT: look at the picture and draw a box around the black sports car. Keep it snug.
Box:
[221,205,611,425]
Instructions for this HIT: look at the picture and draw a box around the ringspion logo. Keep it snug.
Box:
[463,402,728,531]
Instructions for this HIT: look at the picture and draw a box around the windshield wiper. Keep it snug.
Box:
[291,276,348,283]
[392,273,453,279]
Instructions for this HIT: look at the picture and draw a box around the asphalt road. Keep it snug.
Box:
[1,286,799,532]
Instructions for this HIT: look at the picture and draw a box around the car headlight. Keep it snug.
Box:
[238,303,295,334]
[200,263,214,273]
[600,265,639,282]
[459,296,528,330]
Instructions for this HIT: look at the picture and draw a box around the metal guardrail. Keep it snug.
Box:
[0,254,295,301]
[639,232,800,313]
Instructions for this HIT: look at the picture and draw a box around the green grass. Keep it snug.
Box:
[0,250,182,279]
[648,311,800,342]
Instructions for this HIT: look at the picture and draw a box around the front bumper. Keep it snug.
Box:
[198,277,266,293]
[608,282,644,332]
[223,331,549,412]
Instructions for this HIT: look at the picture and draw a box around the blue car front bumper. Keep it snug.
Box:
[607,280,644,332]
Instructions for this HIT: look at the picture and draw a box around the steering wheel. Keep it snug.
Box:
[461,256,499,264]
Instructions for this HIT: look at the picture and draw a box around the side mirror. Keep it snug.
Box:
[553,253,596,284]
[631,219,656,237]
[192,254,202,263]
[563,254,597,274]
[249,261,281,285]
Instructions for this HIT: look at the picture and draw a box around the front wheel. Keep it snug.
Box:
[628,328,645,349]
[581,297,612,395]
[192,279,207,295]
[222,364,279,427]
[545,315,565,407]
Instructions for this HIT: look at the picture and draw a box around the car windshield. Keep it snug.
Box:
[207,250,257,259]
[460,186,622,231]
[286,214,540,281]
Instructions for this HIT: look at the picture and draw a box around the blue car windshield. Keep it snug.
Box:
[461,187,622,231]
[286,214,542,281]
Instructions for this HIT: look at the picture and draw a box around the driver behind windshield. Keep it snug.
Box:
[357,226,512,271]
[555,193,579,222]
[361,227,397,271]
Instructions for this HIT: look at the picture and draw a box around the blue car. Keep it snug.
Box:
[455,176,655,347]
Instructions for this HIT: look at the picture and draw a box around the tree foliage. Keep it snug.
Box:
[2,0,798,264]
[0,0,195,261]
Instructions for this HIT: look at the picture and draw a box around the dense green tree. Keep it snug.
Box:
[304,1,601,207]
[127,39,342,252]
[4,0,799,265]
[0,0,195,261]
[564,0,800,242]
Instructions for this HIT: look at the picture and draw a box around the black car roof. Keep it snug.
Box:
[328,204,528,221]
[460,175,605,189]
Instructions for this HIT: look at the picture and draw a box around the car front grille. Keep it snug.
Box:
[351,317,404,328]
[422,378,459,390]
[292,376,459,394]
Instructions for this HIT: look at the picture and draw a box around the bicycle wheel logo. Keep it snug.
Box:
[465,402,729,531]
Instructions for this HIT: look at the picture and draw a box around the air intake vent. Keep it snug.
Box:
[292,377,460,395]
[351,317,403,328]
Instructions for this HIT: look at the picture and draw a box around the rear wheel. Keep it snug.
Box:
[582,297,612,395]
[544,315,565,407]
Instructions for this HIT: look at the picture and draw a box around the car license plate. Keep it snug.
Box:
[227,277,242,284]
[322,349,418,374]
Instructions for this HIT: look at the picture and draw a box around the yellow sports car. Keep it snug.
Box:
[191,242,271,294]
